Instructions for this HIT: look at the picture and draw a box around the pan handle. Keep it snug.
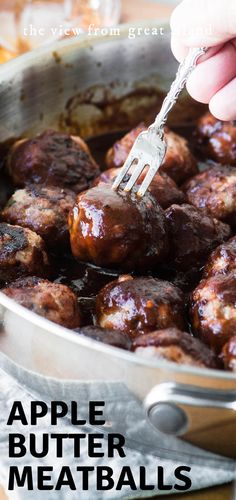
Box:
[144,383,236,458]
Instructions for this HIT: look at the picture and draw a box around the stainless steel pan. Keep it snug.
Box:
[0,23,235,459]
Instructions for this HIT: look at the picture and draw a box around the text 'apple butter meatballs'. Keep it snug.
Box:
[94,168,185,209]
[183,165,236,228]
[165,204,231,271]
[133,328,218,369]
[68,183,169,271]
[96,276,185,339]
[6,130,100,193]
[196,111,236,165]
[3,277,81,329]
[0,223,50,284]
[191,273,236,353]
[204,236,236,278]
[106,125,198,185]
[1,185,76,249]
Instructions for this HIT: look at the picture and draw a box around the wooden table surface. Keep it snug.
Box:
[0,1,234,499]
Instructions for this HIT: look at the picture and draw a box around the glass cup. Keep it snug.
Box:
[0,0,121,55]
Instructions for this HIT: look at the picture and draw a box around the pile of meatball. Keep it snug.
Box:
[0,114,236,372]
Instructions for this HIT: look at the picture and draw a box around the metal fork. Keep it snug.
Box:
[112,47,207,197]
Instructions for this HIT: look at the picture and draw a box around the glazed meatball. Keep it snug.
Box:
[204,237,236,278]
[106,125,198,185]
[94,168,185,209]
[163,127,198,184]
[1,185,76,249]
[191,273,236,353]
[106,124,147,169]
[133,328,218,369]
[69,183,169,271]
[0,223,50,284]
[6,130,100,193]
[165,204,231,271]
[183,165,236,227]
[196,111,236,165]
[3,276,81,328]
[74,325,132,350]
[96,276,186,338]
[221,336,236,372]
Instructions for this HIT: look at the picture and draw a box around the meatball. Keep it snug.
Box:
[106,125,198,185]
[74,325,132,350]
[183,165,236,228]
[1,185,76,249]
[163,127,198,184]
[106,124,147,169]
[3,276,81,328]
[191,273,236,353]
[94,168,185,209]
[204,237,236,278]
[133,328,218,369]
[221,336,236,372]
[96,276,186,338]
[0,223,50,284]
[165,204,231,271]
[6,130,100,193]
[68,183,169,271]
[196,111,236,165]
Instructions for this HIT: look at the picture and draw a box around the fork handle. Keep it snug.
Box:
[150,46,208,136]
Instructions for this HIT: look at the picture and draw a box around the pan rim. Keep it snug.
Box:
[0,19,172,76]
[0,23,235,382]
[1,290,236,381]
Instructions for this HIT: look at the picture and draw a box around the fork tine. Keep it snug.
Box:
[124,160,147,192]
[112,156,136,190]
[137,166,158,197]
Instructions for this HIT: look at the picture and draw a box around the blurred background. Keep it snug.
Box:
[0,0,177,63]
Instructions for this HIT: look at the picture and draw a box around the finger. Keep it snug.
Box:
[209,77,236,120]
[171,36,221,64]
[186,41,236,103]
[170,0,236,58]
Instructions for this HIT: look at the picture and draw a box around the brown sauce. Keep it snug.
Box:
[0,126,203,328]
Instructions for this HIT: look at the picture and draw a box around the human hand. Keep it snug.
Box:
[170,0,236,120]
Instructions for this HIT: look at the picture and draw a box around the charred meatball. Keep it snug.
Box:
[96,276,185,339]
[69,183,169,271]
[221,336,236,372]
[106,125,198,184]
[3,276,81,328]
[183,165,236,227]
[165,204,231,271]
[133,328,218,369]
[191,273,236,353]
[0,223,50,284]
[6,130,100,193]
[94,168,185,209]
[196,112,236,165]
[1,185,76,249]
[204,237,236,278]
[74,325,131,350]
